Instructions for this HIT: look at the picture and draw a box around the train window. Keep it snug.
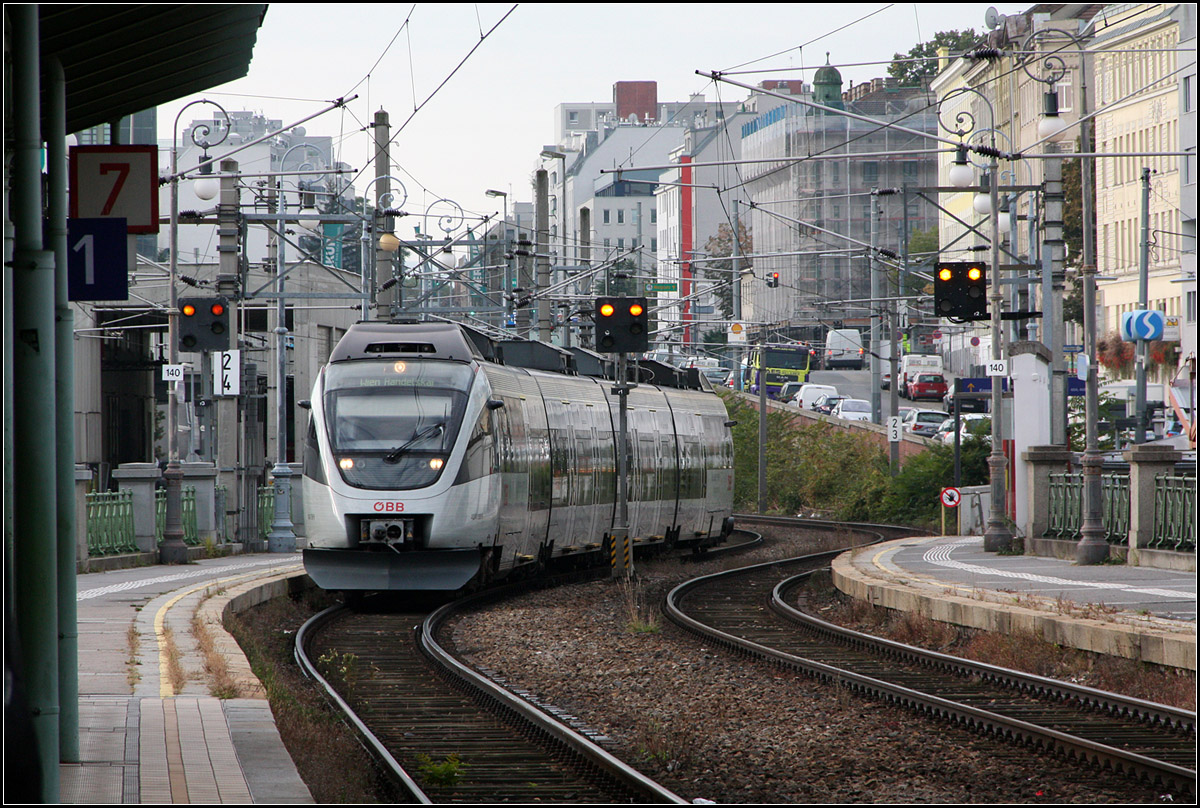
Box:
[322,360,474,490]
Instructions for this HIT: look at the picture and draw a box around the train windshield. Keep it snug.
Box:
[323,360,474,489]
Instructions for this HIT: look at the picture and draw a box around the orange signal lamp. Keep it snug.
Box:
[599,303,615,317]
[967,267,982,281]
[182,303,197,316]
[628,303,644,317]
[938,267,953,282]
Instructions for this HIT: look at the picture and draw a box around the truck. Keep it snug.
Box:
[824,329,865,370]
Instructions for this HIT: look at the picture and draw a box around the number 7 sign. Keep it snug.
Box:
[69,145,159,234]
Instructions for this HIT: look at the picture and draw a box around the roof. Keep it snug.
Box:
[38,4,268,135]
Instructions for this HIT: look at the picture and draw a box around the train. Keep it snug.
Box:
[301,321,736,593]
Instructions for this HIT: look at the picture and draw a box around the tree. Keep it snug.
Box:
[702,221,752,319]
[889,30,980,87]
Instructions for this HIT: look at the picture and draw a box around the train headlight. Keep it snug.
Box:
[429,458,444,470]
[393,361,407,374]
[339,457,354,470]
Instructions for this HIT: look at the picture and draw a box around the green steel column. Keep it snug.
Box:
[48,54,79,762]
[11,5,61,800]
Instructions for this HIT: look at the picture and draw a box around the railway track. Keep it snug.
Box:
[290,533,767,804]
[296,599,685,803]
[664,550,1197,797]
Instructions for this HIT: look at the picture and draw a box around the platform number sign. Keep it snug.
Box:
[214,350,241,396]
[68,218,129,301]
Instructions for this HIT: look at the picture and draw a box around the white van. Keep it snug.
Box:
[898,354,943,398]
[797,383,838,410]
[824,329,864,370]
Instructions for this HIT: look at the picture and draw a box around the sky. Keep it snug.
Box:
[156,3,1032,233]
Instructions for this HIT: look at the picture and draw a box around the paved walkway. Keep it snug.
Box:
[833,535,1196,671]
[61,553,313,804]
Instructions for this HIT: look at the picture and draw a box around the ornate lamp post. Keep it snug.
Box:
[162,100,229,563]
[938,87,1011,551]
[1018,26,1106,564]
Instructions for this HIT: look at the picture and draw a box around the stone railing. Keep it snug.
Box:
[1023,443,1195,571]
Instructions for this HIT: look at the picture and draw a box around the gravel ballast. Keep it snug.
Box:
[449,532,1181,804]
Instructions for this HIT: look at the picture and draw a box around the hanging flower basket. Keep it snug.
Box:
[1097,331,1135,376]
[1148,340,1180,368]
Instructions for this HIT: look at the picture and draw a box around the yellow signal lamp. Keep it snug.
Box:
[182,302,197,317]
[599,302,615,317]
[628,302,644,317]
[966,266,983,282]
[938,267,953,282]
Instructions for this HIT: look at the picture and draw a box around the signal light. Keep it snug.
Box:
[767,272,780,288]
[594,296,649,354]
[934,263,987,320]
[178,296,232,352]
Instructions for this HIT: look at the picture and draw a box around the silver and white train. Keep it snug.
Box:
[301,321,735,593]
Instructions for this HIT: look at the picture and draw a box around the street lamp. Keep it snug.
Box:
[937,85,1011,551]
[1019,25,1106,564]
[162,100,230,564]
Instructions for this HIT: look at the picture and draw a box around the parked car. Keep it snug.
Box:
[881,368,891,389]
[778,381,806,404]
[813,394,848,416]
[907,373,948,401]
[943,414,992,445]
[902,408,949,437]
[831,398,872,422]
[797,383,839,410]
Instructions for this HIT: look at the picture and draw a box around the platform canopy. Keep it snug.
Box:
[37,4,268,135]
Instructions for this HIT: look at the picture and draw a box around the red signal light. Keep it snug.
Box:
[210,302,225,317]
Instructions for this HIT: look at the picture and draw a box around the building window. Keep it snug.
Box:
[618,238,625,250]
[651,238,657,252]
[650,209,657,224]
[603,209,610,224]
[617,209,625,224]
[862,162,878,183]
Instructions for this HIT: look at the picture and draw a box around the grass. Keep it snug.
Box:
[225,589,401,803]
[126,622,142,690]
[816,589,1196,710]
[160,625,187,695]
[616,577,660,634]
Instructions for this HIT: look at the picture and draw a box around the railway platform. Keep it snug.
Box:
[58,553,314,804]
[832,534,1196,671]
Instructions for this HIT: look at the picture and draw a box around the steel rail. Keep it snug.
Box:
[294,604,432,803]
[663,553,1195,797]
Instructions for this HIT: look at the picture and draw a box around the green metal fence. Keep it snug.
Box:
[1045,472,1129,545]
[155,486,199,545]
[85,490,138,556]
[1150,474,1196,553]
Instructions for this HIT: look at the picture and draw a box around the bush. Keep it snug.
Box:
[722,392,989,529]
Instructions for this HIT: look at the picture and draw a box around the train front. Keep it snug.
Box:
[302,324,499,592]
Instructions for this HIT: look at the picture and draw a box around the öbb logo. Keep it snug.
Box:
[373,501,405,512]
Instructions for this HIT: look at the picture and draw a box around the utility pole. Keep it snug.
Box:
[1135,166,1152,443]
[373,109,394,319]
[580,206,592,347]
[758,338,768,514]
[1043,156,1067,444]
[216,160,241,524]
[869,189,882,423]
[535,169,550,341]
